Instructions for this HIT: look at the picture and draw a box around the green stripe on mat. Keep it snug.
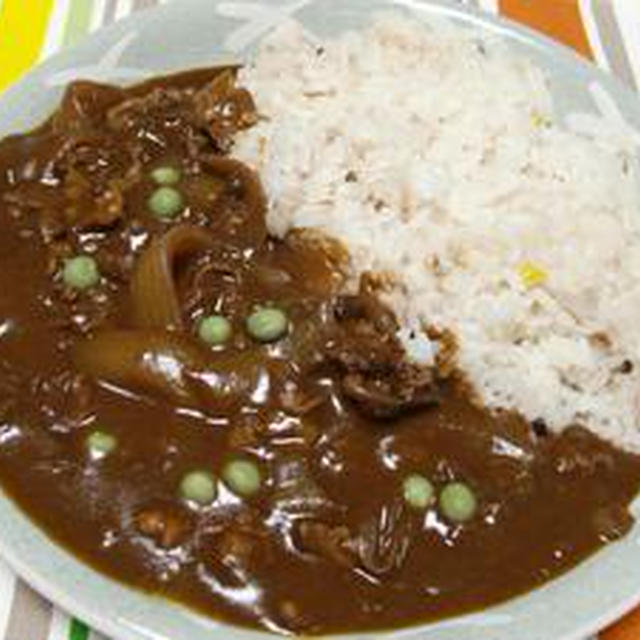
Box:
[62,0,94,47]
[69,618,89,640]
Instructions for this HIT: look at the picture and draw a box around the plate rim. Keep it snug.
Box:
[0,1,639,639]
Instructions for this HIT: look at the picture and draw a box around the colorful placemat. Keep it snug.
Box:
[0,1,639,639]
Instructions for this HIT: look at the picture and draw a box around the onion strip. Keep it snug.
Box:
[130,224,215,330]
[74,330,269,413]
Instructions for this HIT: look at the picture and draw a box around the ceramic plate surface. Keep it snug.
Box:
[1,1,640,639]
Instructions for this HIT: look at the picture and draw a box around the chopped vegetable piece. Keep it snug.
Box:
[148,186,184,219]
[440,482,477,523]
[180,470,217,505]
[518,261,548,289]
[246,307,288,343]
[198,315,232,345]
[86,430,117,459]
[403,474,434,509]
[63,255,100,290]
[223,458,262,496]
[531,111,548,128]
[151,165,182,186]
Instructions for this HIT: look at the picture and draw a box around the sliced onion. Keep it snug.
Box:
[130,224,215,330]
[74,330,269,413]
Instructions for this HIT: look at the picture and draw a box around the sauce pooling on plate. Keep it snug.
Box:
[0,68,639,635]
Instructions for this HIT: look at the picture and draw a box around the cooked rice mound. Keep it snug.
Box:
[234,13,640,451]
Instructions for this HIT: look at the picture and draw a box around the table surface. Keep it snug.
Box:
[0,1,639,639]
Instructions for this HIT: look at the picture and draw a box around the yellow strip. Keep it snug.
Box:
[0,0,56,91]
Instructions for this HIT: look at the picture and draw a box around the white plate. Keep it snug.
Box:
[1,1,640,639]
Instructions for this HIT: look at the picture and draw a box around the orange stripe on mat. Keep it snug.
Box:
[602,606,640,640]
[498,0,593,59]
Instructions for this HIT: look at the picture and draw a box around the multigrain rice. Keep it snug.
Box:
[235,14,640,451]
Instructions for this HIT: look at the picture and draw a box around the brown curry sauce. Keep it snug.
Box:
[0,68,638,635]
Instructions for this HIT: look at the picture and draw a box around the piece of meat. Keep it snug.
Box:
[295,521,356,568]
[342,371,438,419]
[356,500,414,576]
[51,81,125,135]
[227,412,269,448]
[192,70,257,150]
[63,168,124,229]
[105,69,255,159]
[295,502,415,576]
[198,510,272,585]
[288,289,439,419]
[30,371,94,433]
[329,291,439,418]
[135,506,190,548]
[334,292,398,335]
[3,183,67,241]
[287,304,336,370]
[107,86,191,133]
[217,527,260,569]
[272,457,337,517]
[279,383,326,417]
[3,134,134,237]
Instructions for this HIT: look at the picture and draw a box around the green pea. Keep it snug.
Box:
[198,315,232,345]
[246,307,288,343]
[222,458,262,497]
[151,165,181,186]
[403,474,434,510]
[86,430,117,459]
[63,255,100,290]
[439,482,477,523]
[148,186,184,219]
[180,470,217,506]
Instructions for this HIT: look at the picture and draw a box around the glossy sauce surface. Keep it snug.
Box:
[0,69,639,635]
